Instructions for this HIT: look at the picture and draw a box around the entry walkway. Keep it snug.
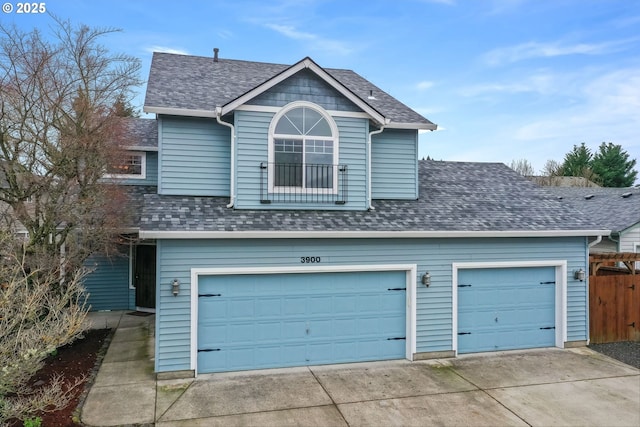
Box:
[81,312,640,426]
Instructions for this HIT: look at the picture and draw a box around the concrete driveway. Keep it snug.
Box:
[154,349,639,427]
[81,313,639,427]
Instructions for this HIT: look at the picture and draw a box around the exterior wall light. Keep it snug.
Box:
[172,279,180,296]
[574,268,586,282]
[421,272,431,287]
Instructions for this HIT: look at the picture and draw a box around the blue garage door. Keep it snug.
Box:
[198,270,406,373]
[458,267,556,354]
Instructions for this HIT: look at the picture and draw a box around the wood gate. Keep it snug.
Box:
[589,253,640,343]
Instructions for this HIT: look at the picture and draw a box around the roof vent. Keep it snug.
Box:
[557,196,563,200]
[367,90,376,100]
[213,47,219,62]
[584,194,594,200]
[621,192,632,198]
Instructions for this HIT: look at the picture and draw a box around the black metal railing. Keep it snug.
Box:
[260,162,348,204]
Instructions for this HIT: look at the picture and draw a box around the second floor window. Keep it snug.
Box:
[269,102,338,192]
[105,152,146,179]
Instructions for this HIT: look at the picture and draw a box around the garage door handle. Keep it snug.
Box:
[539,281,556,285]
[388,288,406,291]
[199,294,222,297]
[458,332,471,335]
[387,337,406,340]
[539,327,555,330]
[198,348,221,352]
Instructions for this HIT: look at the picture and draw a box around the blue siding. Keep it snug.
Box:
[159,116,230,196]
[84,252,133,311]
[234,110,368,210]
[247,69,361,112]
[154,237,588,373]
[372,129,418,199]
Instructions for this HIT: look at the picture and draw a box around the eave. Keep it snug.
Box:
[139,229,611,240]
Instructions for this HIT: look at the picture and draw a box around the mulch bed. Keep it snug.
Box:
[6,328,113,427]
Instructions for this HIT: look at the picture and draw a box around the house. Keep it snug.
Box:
[544,186,640,254]
[84,51,609,377]
[82,118,158,311]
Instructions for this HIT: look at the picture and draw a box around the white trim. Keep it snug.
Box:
[190,263,417,375]
[140,229,611,240]
[451,260,568,355]
[104,151,147,180]
[144,106,218,118]
[150,103,436,130]
[235,104,372,120]
[125,145,158,152]
[386,122,437,131]
[128,243,135,290]
[267,101,340,195]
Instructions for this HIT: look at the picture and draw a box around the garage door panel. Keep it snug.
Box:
[458,267,556,354]
[198,270,406,373]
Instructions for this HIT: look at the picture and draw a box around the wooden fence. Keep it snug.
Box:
[589,253,640,343]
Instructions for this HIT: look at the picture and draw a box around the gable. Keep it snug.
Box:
[144,53,436,129]
[247,69,363,113]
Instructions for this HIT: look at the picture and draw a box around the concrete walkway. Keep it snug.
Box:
[81,312,640,426]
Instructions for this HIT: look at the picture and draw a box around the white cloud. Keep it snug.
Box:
[483,38,636,66]
[216,30,234,40]
[416,81,435,91]
[459,73,554,97]
[265,24,354,56]
[511,67,640,172]
[146,46,189,55]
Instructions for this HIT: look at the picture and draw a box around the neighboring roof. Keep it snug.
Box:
[138,161,605,237]
[120,118,158,150]
[144,53,435,129]
[543,187,640,233]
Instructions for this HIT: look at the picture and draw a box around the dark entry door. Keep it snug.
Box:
[135,245,156,309]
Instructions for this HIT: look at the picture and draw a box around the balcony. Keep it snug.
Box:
[260,162,348,204]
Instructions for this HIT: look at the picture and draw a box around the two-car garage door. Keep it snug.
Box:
[197,270,407,374]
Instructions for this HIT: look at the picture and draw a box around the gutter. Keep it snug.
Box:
[367,122,388,210]
[215,107,236,208]
[139,229,612,240]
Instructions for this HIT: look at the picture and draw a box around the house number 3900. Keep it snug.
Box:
[301,256,321,263]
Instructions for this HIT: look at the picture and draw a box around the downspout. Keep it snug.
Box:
[588,234,603,248]
[367,121,387,210]
[216,107,235,208]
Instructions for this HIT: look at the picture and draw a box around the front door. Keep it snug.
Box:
[134,245,156,310]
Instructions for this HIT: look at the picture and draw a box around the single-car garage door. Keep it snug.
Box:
[458,266,556,354]
[197,270,406,373]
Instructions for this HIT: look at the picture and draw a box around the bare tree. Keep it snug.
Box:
[0,17,141,422]
[509,158,535,176]
[0,17,141,268]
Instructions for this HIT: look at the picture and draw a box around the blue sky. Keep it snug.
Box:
[3,0,639,178]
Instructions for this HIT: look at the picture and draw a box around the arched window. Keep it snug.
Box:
[269,102,338,192]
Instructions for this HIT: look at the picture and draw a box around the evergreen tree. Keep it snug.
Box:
[561,143,592,177]
[591,142,638,187]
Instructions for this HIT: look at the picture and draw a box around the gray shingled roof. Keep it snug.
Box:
[137,161,601,233]
[543,186,640,233]
[121,118,157,149]
[144,53,433,126]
